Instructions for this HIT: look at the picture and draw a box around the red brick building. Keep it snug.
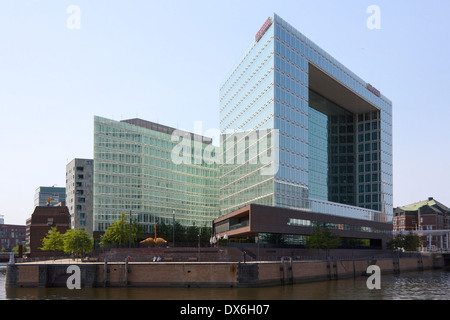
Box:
[393,197,450,250]
[26,205,71,257]
[0,220,26,251]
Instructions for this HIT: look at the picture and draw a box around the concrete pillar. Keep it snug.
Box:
[124,258,129,286]
[5,265,18,288]
[8,252,14,265]
[445,232,448,250]
[103,259,108,287]
[38,265,48,287]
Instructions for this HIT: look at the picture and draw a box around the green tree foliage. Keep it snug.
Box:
[63,228,93,257]
[12,244,27,253]
[152,221,212,245]
[306,225,341,257]
[40,227,64,252]
[387,233,421,251]
[100,213,139,247]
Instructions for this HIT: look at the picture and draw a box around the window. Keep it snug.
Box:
[372,132,378,140]
[358,134,364,142]
[372,111,378,119]
[372,153,378,161]
[372,142,378,151]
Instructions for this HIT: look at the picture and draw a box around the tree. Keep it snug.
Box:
[40,227,64,253]
[63,229,93,258]
[387,233,421,252]
[404,233,421,251]
[100,213,139,247]
[186,225,200,243]
[306,225,341,258]
[12,244,27,253]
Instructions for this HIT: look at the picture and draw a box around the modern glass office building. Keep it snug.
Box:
[219,14,393,222]
[34,186,66,207]
[93,116,219,233]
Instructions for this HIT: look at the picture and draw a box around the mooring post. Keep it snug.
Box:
[5,264,17,288]
[124,258,128,286]
[103,259,108,287]
[333,259,338,280]
[326,257,331,280]
[289,256,293,284]
[418,254,423,271]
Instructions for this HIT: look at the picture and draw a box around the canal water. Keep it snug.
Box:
[2,266,450,300]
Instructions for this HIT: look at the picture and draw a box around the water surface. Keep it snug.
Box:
[2,269,450,300]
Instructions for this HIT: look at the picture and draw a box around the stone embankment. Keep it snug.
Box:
[6,250,442,288]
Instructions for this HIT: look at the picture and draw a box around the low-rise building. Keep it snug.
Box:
[393,197,450,250]
[26,205,71,257]
[0,215,26,251]
[213,204,393,250]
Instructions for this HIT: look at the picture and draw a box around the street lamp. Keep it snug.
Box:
[172,210,175,248]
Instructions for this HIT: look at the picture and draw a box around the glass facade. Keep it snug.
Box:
[93,116,219,232]
[219,14,393,222]
[308,89,357,206]
[34,187,66,207]
[219,19,277,216]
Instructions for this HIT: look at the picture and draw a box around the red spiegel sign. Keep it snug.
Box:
[255,17,273,42]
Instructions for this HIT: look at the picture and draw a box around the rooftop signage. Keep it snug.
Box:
[255,17,273,42]
[366,83,381,97]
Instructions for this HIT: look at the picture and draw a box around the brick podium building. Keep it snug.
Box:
[26,205,71,257]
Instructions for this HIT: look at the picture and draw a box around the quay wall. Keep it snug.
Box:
[6,254,439,288]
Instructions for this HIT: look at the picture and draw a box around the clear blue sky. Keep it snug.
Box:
[0,0,449,225]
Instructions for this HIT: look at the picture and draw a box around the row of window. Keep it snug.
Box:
[286,217,389,234]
